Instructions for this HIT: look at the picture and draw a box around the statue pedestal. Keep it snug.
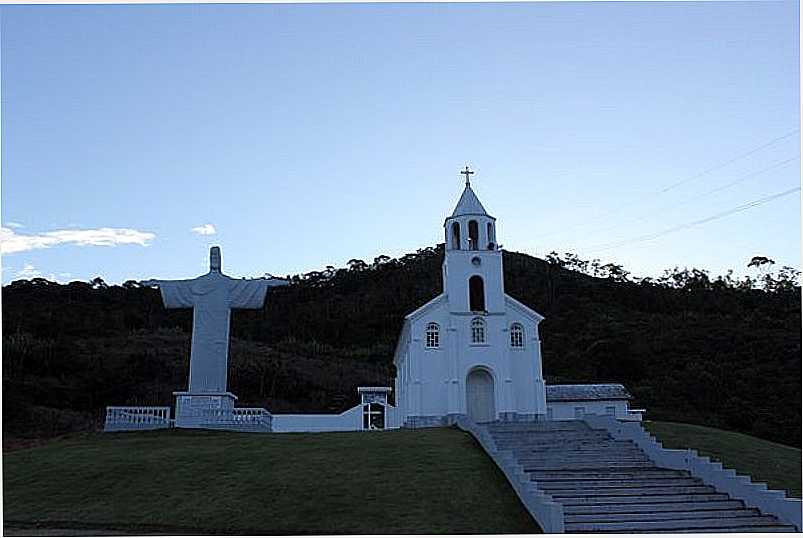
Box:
[173,391,238,429]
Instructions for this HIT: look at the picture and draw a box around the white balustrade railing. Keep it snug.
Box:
[233,408,271,424]
[104,406,172,431]
[200,407,272,430]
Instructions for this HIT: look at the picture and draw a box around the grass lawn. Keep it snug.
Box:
[3,427,540,535]
[644,420,802,498]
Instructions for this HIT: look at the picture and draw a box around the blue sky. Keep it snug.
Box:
[1,1,799,284]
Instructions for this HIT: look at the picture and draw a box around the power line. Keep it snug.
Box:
[694,155,799,199]
[660,128,800,192]
[575,155,800,240]
[534,128,800,240]
[585,186,801,253]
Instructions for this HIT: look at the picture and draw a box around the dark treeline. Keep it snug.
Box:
[2,246,800,447]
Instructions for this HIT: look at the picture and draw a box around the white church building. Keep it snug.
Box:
[393,170,547,427]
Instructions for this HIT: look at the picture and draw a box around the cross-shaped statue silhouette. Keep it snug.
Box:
[460,165,474,186]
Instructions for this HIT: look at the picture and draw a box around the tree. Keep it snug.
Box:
[372,255,391,267]
[600,263,630,283]
[748,256,775,269]
[347,259,368,272]
[763,266,801,293]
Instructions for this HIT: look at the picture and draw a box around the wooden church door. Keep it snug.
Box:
[466,369,495,423]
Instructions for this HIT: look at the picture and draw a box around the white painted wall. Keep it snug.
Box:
[272,403,401,433]
[547,400,631,421]
[395,295,546,425]
[442,250,505,313]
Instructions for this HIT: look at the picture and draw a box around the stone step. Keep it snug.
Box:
[487,425,591,433]
[513,446,644,455]
[521,461,656,470]
[562,500,746,515]
[490,426,597,434]
[520,461,657,466]
[500,445,626,453]
[538,478,703,489]
[518,450,649,458]
[494,434,620,441]
[531,469,690,481]
[488,427,608,436]
[565,508,760,523]
[558,493,731,505]
[517,455,653,464]
[491,431,610,439]
[550,485,717,497]
[564,515,783,533]
[497,440,616,448]
[487,420,590,429]
[608,526,797,534]
[511,443,642,451]
[495,440,623,449]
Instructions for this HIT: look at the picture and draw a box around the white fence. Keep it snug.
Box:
[200,407,272,431]
[104,406,172,432]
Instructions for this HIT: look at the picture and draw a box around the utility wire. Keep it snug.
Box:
[585,186,801,253]
[575,155,800,240]
[534,128,800,240]
[660,128,800,192]
[694,155,799,199]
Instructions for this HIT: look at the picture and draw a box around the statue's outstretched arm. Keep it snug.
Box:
[141,278,197,308]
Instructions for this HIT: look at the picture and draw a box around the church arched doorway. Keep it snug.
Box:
[466,368,496,423]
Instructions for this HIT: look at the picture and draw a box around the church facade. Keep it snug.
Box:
[393,173,548,427]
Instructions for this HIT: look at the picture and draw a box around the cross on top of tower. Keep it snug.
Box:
[460,165,474,186]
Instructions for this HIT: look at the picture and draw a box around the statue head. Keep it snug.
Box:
[210,246,222,273]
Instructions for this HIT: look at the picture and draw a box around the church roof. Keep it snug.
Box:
[546,384,632,402]
[404,293,446,321]
[505,295,545,323]
[450,184,490,218]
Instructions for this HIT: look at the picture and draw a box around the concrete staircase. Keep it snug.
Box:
[486,420,797,533]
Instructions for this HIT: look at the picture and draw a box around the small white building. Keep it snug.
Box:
[393,172,548,427]
[546,383,643,422]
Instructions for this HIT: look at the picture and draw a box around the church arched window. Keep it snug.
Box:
[487,222,495,250]
[471,317,486,344]
[425,322,440,348]
[468,220,479,250]
[469,275,485,312]
[510,323,524,348]
[451,222,461,250]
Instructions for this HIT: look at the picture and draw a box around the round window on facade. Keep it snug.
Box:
[471,256,481,267]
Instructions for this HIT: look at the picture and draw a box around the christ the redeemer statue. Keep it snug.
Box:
[142,246,287,426]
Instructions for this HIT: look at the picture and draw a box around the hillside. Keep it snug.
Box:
[3,428,539,535]
[2,245,801,446]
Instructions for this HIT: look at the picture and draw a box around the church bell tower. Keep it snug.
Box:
[442,167,505,313]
